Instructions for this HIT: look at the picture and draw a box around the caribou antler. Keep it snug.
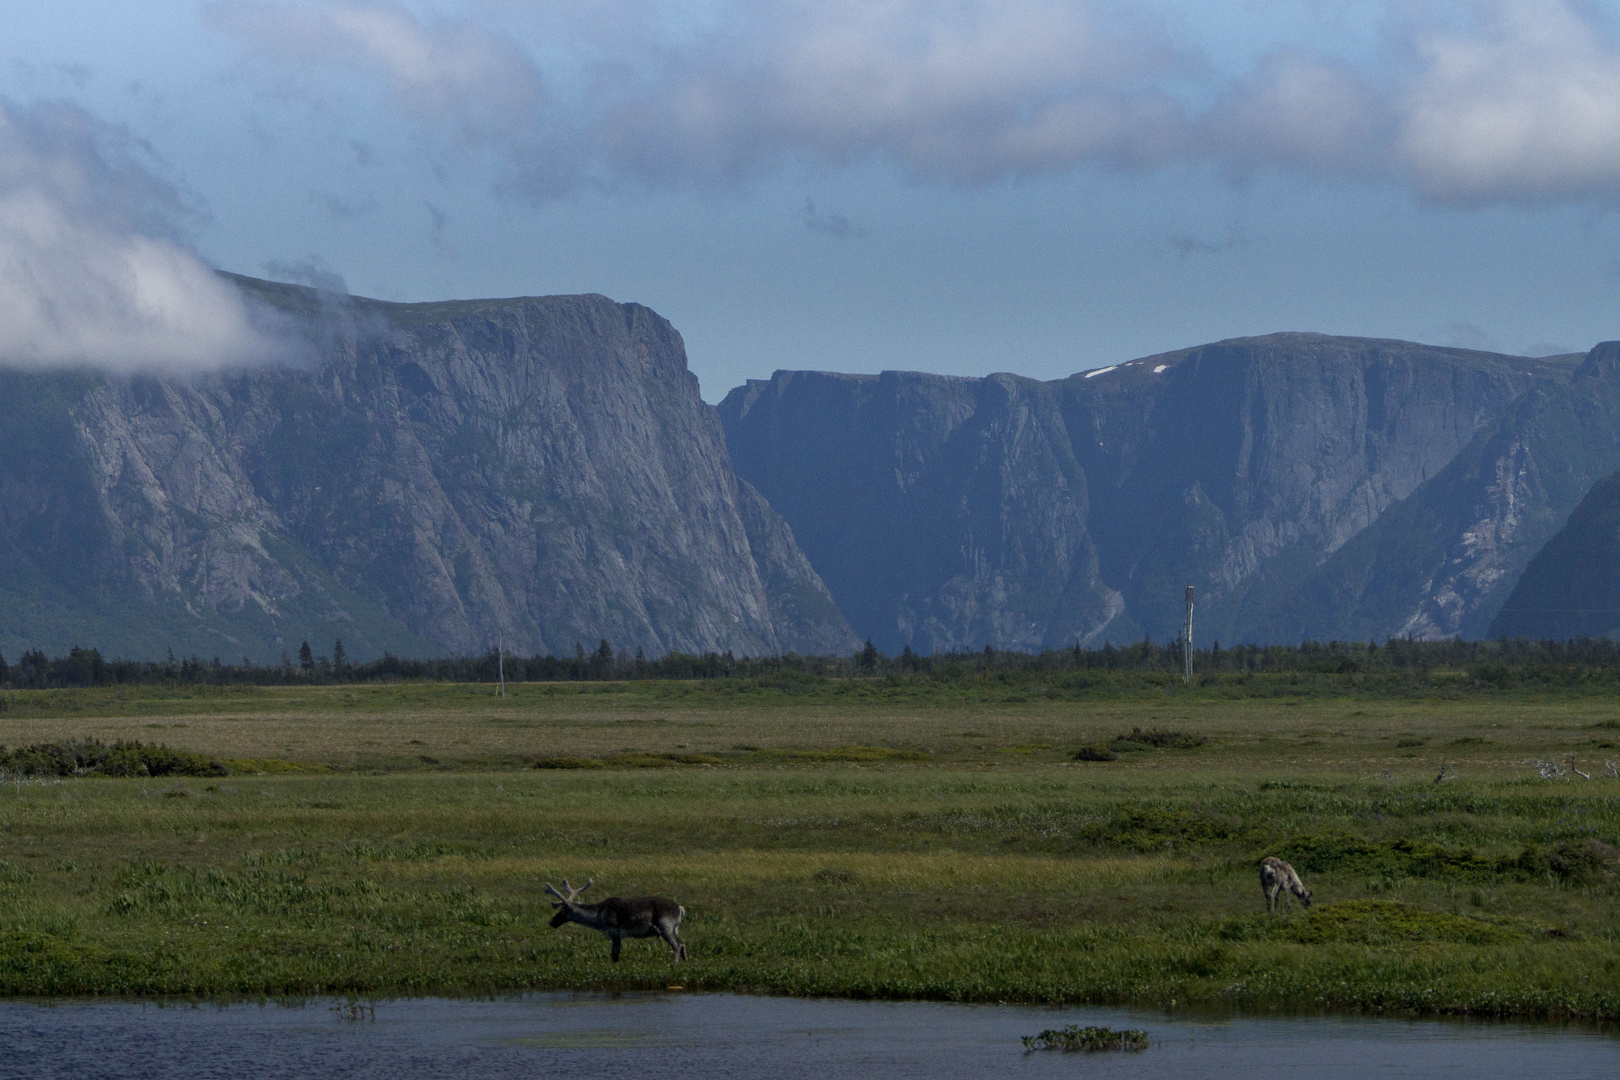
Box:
[545,877,594,904]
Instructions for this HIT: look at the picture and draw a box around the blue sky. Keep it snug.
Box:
[2,1,1620,398]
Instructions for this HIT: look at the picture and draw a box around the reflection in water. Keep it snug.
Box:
[4,992,1618,1079]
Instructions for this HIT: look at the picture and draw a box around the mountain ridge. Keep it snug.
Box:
[721,332,1596,651]
[0,276,857,661]
[4,276,1614,659]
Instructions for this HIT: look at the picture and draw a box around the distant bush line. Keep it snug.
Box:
[0,738,225,778]
[5,635,1620,693]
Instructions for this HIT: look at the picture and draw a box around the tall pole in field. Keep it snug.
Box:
[1183,585,1195,684]
[498,632,506,699]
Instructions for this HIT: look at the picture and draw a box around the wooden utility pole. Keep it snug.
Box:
[498,632,506,699]
[1183,585,1195,683]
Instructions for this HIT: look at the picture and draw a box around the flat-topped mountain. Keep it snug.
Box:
[720,334,1616,650]
[0,276,856,661]
[5,278,1614,659]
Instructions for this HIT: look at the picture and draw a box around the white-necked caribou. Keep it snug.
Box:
[545,878,687,962]
[1260,856,1313,912]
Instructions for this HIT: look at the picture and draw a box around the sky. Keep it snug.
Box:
[3,1,1620,398]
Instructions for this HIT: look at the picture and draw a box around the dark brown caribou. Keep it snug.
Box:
[545,878,687,962]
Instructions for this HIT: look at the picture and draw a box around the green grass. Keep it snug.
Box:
[0,679,1618,1016]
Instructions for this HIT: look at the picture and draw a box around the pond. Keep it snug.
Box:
[3,992,1617,1079]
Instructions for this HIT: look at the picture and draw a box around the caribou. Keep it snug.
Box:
[544,878,687,962]
[1260,856,1313,912]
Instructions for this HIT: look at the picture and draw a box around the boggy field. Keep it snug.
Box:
[2,677,1620,1017]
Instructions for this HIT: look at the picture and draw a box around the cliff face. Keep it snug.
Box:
[1489,464,1620,641]
[1278,343,1620,643]
[0,277,856,661]
[719,369,1119,654]
[9,281,1612,659]
[1486,345,1620,640]
[720,334,1582,650]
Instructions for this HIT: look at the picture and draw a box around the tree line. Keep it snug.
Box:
[4,634,1620,690]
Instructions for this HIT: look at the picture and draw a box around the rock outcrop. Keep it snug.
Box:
[0,276,857,661]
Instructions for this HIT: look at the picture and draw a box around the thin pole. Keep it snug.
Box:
[1183,585,1195,684]
[498,633,506,699]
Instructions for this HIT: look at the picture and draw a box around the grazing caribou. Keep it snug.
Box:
[1260,856,1312,912]
[545,878,687,962]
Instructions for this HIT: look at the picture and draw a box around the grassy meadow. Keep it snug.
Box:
[2,675,1620,1016]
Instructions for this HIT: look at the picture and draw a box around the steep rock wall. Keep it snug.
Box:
[721,334,1559,649]
[0,278,855,660]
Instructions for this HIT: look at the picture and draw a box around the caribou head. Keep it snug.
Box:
[545,877,594,927]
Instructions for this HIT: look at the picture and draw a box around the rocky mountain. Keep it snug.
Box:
[716,368,1116,654]
[1278,342,1620,642]
[720,335,1611,651]
[0,276,856,661]
[1491,447,1620,641]
[9,276,1614,659]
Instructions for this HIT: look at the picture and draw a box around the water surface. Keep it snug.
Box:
[3,993,1616,1079]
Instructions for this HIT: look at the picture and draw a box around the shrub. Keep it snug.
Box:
[1071,745,1118,762]
[1281,832,1507,880]
[1287,900,1525,946]
[102,742,226,778]
[1526,839,1620,881]
[222,758,323,774]
[1112,726,1208,750]
[0,739,225,778]
[752,746,931,762]
[534,752,722,769]
[603,754,682,768]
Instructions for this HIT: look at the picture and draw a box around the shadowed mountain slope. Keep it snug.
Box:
[1490,393,1620,642]
[716,369,1118,654]
[721,334,1591,651]
[1265,343,1620,643]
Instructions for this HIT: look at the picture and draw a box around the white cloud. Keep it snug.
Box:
[1204,50,1391,179]
[596,0,1194,182]
[1398,0,1620,203]
[203,1,571,189]
[210,0,1198,189]
[203,0,1620,207]
[0,100,284,372]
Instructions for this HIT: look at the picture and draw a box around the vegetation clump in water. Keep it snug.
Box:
[1022,1025,1149,1052]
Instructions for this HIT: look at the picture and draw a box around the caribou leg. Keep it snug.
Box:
[611,934,622,962]
[657,919,686,961]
